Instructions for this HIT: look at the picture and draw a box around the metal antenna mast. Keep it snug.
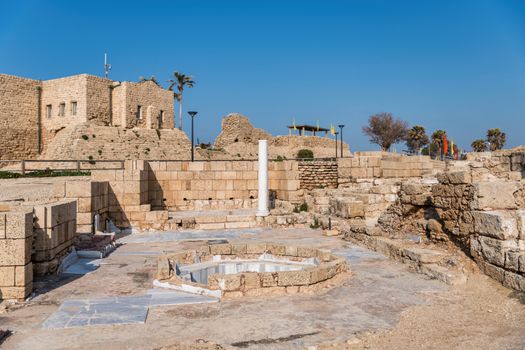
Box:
[104,53,112,78]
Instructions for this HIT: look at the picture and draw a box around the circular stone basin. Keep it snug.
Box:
[155,242,349,299]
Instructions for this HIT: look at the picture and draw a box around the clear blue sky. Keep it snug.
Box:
[1,0,524,151]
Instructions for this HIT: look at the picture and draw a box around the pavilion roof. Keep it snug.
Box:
[286,124,330,132]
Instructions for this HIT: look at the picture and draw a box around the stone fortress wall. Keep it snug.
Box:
[0,73,175,160]
[0,74,41,159]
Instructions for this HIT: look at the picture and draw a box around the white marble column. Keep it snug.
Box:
[256,140,270,217]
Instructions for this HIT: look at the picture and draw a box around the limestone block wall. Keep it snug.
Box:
[53,180,110,234]
[41,75,88,129]
[146,160,301,211]
[91,160,153,229]
[112,80,174,129]
[86,75,112,126]
[338,153,444,185]
[0,74,40,159]
[0,208,33,299]
[298,160,338,190]
[33,201,77,275]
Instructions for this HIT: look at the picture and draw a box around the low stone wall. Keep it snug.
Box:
[298,160,338,190]
[157,242,348,299]
[338,153,444,185]
[33,201,77,275]
[54,180,109,234]
[0,208,33,299]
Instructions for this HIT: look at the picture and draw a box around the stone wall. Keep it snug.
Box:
[33,201,77,275]
[53,180,110,234]
[40,123,191,160]
[113,80,174,129]
[338,153,444,185]
[0,208,34,299]
[0,74,40,159]
[146,160,301,211]
[86,75,112,126]
[298,160,338,190]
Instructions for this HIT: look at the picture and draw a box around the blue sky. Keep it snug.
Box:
[1,0,524,151]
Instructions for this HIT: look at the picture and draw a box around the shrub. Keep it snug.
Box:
[156,129,161,139]
[310,216,321,229]
[275,155,284,162]
[81,135,89,141]
[297,149,314,159]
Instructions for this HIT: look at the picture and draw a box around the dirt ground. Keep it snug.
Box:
[1,228,524,350]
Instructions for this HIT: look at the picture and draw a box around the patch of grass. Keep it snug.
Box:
[81,135,89,141]
[293,202,309,213]
[88,155,96,165]
[275,155,284,162]
[0,169,91,179]
[156,129,161,139]
[97,150,102,155]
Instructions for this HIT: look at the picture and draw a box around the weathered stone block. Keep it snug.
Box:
[231,243,247,255]
[246,243,266,254]
[472,182,518,210]
[297,246,317,258]
[15,263,32,287]
[475,236,518,267]
[260,272,278,287]
[277,270,311,286]
[156,257,171,280]
[472,211,519,240]
[0,239,31,265]
[242,272,261,290]
[0,266,14,287]
[218,274,242,291]
[209,243,232,255]
[266,243,286,255]
[5,211,33,239]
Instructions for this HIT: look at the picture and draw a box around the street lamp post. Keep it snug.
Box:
[338,125,345,157]
[188,111,197,161]
[334,132,339,158]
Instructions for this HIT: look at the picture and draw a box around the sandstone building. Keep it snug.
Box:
[0,73,175,159]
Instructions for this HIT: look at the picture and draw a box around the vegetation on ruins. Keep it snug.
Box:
[471,139,488,152]
[310,216,321,229]
[297,149,314,159]
[0,169,90,179]
[168,71,195,130]
[487,128,506,151]
[405,125,430,154]
[138,75,162,87]
[293,202,309,213]
[362,113,408,151]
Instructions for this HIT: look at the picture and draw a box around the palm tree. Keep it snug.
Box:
[168,71,195,130]
[406,125,429,154]
[471,139,487,152]
[431,130,446,159]
[486,128,506,151]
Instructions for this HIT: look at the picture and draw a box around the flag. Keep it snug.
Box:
[293,118,297,131]
[450,139,454,156]
[330,123,335,135]
[317,120,320,131]
[443,134,448,156]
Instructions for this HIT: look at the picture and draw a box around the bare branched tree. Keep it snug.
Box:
[362,113,408,151]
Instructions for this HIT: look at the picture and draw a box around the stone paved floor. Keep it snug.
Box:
[0,227,487,349]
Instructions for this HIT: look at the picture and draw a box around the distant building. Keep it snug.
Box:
[0,73,175,159]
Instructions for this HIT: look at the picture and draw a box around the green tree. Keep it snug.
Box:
[362,113,408,151]
[430,130,446,159]
[406,125,429,154]
[168,71,195,130]
[471,139,487,152]
[486,128,506,151]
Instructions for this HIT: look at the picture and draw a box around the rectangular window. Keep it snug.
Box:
[159,110,164,126]
[46,105,52,119]
[71,101,77,116]
[136,105,142,120]
[59,102,65,117]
